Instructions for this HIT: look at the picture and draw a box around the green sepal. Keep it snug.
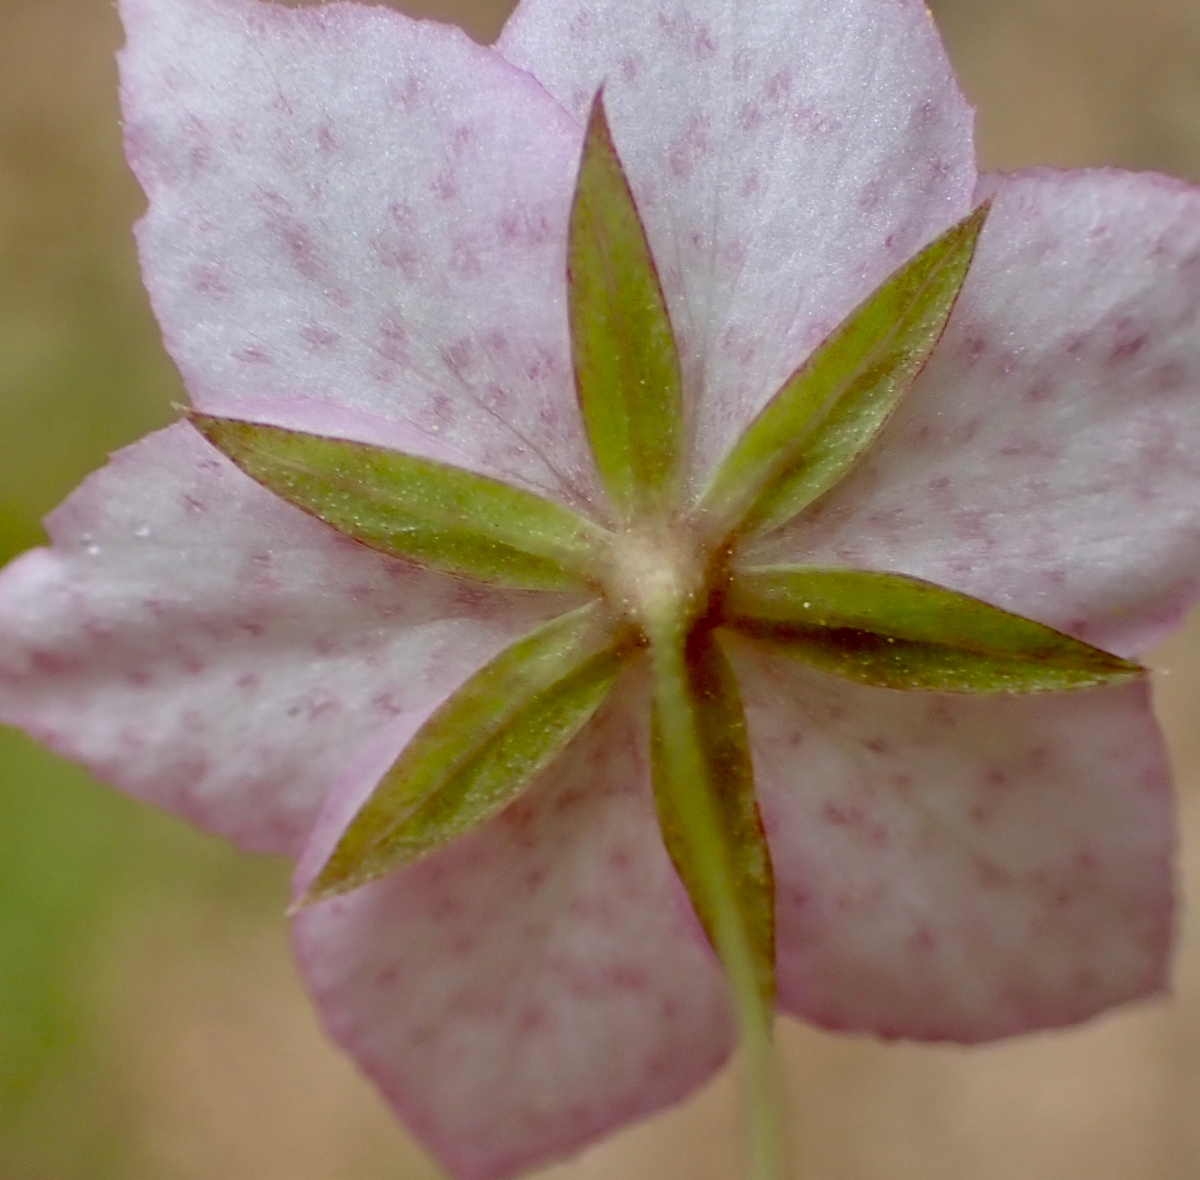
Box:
[302,602,638,904]
[696,205,989,540]
[647,623,775,1011]
[646,620,782,1176]
[569,91,684,525]
[188,412,608,590]
[727,566,1143,692]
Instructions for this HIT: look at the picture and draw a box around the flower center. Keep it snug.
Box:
[601,523,722,640]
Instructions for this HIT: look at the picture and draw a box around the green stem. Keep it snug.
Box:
[739,989,785,1180]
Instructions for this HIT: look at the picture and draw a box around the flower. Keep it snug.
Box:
[2,0,1200,1177]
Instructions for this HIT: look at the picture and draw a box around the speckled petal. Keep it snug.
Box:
[119,0,600,510]
[499,0,976,489]
[292,685,734,1180]
[754,170,1200,656]
[729,637,1174,1042]
[0,425,559,855]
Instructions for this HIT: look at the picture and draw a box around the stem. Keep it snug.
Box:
[738,987,786,1180]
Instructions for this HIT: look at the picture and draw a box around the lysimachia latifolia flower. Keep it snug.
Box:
[2,0,1200,1176]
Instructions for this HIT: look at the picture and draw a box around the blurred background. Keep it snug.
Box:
[2,0,1199,1176]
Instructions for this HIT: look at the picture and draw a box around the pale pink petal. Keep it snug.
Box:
[500,0,976,485]
[755,169,1200,656]
[729,637,1174,1042]
[0,425,560,854]
[293,685,733,1180]
[119,0,601,510]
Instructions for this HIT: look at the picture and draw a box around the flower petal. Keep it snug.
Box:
[292,688,734,1180]
[754,170,1200,656]
[0,425,558,854]
[119,0,598,508]
[499,0,976,485]
[730,637,1174,1042]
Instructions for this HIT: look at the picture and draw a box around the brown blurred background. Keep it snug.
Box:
[1,0,1199,1176]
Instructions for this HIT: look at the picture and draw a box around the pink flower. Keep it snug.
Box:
[2,0,1200,1176]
